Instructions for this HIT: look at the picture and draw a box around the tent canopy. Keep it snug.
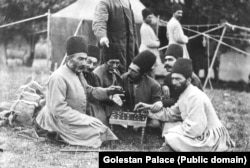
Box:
[50,0,145,69]
[53,0,145,23]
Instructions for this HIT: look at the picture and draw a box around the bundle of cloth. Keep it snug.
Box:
[0,80,45,128]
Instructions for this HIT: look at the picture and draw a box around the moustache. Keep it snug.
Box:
[164,65,171,69]
[76,65,88,72]
[80,64,88,69]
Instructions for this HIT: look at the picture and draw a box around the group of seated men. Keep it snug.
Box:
[35,35,234,151]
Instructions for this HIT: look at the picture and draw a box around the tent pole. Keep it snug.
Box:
[187,25,224,40]
[159,24,223,51]
[74,19,84,36]
[47,9,51,69]
[207,36,213,89]
[156,15,160,37]
[185,26,250,56]
[0,13,48,29]
[225,22,250,33]
[203,25,227,90]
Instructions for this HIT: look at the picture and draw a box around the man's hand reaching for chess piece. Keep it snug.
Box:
[134,101,163,113]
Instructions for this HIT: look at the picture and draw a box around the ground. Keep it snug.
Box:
[0,59,250,168]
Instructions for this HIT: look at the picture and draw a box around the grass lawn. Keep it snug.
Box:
[0,60,250,168]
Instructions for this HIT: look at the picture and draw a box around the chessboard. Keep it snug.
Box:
[109,110,149,144]
[109,110,148,127]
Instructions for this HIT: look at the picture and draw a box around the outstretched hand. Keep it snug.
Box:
[106,85,124,96]
[162,85,170,99]
[134,102,152,111]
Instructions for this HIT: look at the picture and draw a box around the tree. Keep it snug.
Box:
[0,0,76,66]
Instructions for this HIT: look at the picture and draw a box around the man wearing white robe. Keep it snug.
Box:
[167,4,189,59]
[139,8,164,76]
[135,58,234,151]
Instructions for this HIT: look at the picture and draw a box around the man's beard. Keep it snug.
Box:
[76,65,88,73]
[176,16,182,21]
[87,67,94,72]
[128,75,141,84]
[173,82,188,95]
[69,63,87,73]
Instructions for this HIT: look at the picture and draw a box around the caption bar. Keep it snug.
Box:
[99,152,249,168]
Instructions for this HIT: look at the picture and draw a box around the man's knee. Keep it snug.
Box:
[164,132,178,149]
[147,119,161,128]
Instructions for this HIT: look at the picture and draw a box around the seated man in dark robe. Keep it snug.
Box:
[122,50,163,128]
[93,43,123,119]
[81,45,108,125]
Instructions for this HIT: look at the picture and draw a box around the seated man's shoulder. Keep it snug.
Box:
[48,73,65,85]
[92,72,100,79]
[48,67,71,84]
[192,72,200,81]
[93,65,105,75]
[187,85,205,100]
[145,75,161,87]
[191,72,203,90]
[50,69,64,79]
[121,72,129,79]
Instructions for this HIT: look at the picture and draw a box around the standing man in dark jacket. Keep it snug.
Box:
[92,0,138,74]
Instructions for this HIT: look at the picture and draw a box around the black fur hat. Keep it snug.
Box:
[172,58,192,79]
[66,36,88,56]
[132,50,156,73]
[172,3,182,14]
[142,8,153,19]
[165,44,183,59]
[103,43,120,62]
[88,45,100,60]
